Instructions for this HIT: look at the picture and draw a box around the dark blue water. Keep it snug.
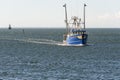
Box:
[0,28,120,80]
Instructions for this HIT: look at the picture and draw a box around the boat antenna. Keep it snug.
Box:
[83,4,87,29]
[63,4,69,33]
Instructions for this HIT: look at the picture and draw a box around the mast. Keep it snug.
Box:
[63,4,69,33]
[83,4,87,29]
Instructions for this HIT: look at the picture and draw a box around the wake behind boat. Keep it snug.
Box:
[61,3,88,46]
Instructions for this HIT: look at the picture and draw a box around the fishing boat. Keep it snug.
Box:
[62,4,88,46]
[8,24,12,30]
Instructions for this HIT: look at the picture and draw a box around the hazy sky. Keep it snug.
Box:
[0,0,120,28]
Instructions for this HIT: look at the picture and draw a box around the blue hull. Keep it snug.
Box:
[66,34,88,44]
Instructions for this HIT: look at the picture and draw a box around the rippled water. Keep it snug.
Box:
[0,28,120,80]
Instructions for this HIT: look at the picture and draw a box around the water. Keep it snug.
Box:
[0,28,120,80]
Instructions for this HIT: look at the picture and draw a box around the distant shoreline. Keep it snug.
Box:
[0,27,120,29]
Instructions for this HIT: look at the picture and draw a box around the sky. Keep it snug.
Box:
[0,0,120,28]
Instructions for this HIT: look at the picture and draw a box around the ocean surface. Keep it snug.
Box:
[0,28,120,80]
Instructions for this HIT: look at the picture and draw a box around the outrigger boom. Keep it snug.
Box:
[83,4,87,29]
[63,4,69,34]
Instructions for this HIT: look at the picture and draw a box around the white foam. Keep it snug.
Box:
[1,38,92,47]
[22,38,61,45]
[57,43,86,47]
